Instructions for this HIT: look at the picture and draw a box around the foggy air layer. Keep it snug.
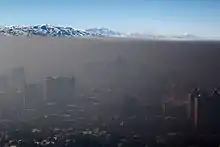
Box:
[0,36,219,89]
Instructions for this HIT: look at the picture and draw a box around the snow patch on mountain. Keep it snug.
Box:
[85,28,122,37]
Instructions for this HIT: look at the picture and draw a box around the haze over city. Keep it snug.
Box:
[0,1,220,147]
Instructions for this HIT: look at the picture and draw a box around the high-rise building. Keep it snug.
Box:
[24,83,44,109]
[12,90,24,118]
[44,76,75,105]
[11,67,26,91]
[0,75,9,92]
[9,67,26,111]
[189,89,220,133]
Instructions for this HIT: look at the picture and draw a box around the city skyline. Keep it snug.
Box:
[0,0,220,38]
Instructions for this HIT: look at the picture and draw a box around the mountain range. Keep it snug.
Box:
[0,24,202,40]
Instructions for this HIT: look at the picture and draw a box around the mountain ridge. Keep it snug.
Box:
[0,24,204,40]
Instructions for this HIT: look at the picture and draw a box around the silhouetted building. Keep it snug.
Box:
[9,90,24,118]
[0,75,9,92]
[10,67,26,91]
[8,67,26,112]
[44,76,75,105]
[24,83,44,109]
[188,88,200,124]
[189,88,220,134]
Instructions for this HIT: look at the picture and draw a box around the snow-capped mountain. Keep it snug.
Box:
[0,24,204,40]
[0,24,122,37]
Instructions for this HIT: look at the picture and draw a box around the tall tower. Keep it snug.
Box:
[188,88,200,129]
[10,67,26,115]
[11,67,26,91]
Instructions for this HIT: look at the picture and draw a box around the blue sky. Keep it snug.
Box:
[0,0,220,37]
